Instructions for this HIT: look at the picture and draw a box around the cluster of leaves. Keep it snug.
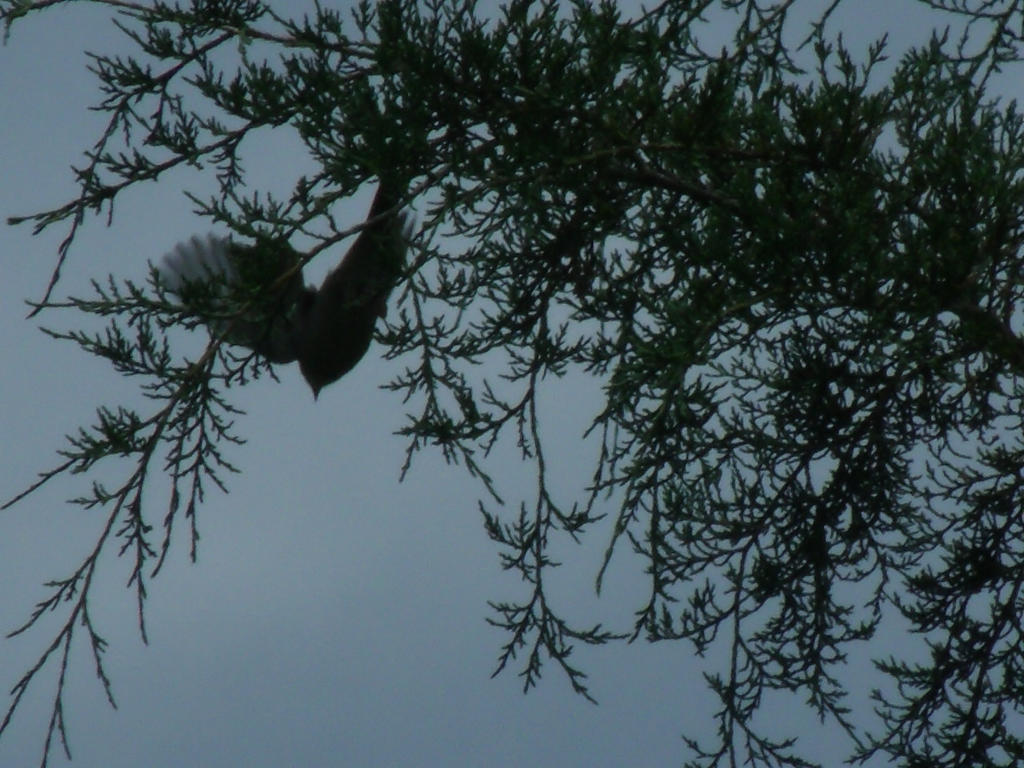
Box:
[2,1,1024,766]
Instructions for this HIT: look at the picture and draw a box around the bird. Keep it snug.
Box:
[156,184,411,398]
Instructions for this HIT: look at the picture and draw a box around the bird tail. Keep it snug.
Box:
[347,178,413,303]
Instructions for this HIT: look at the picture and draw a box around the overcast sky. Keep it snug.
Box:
[0,2,1006,767]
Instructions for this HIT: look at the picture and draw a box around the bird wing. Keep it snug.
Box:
[156,234,310,364]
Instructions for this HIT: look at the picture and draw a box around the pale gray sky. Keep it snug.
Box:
[0,2,1004,767]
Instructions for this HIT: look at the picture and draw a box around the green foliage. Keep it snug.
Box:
[2,1,1024,766]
